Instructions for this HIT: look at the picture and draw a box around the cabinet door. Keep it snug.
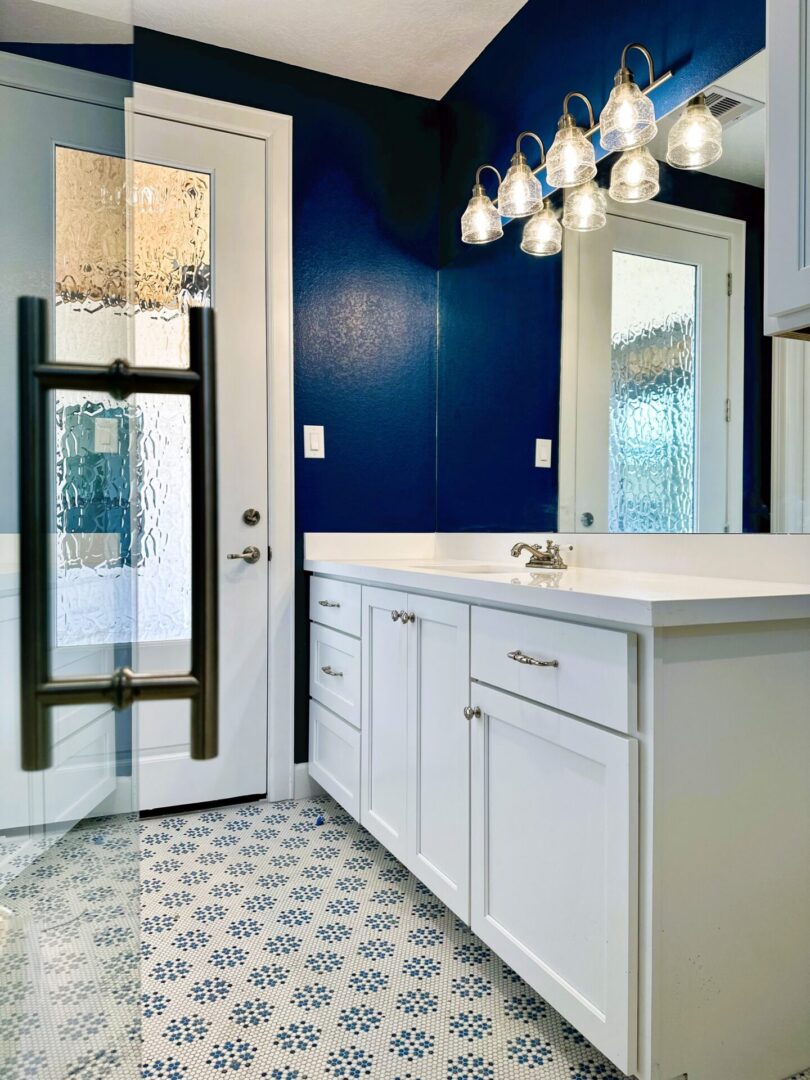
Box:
[470,684,638,1075]
[361,586,409,860]
[766,1,810,334]
[406,594,470,921]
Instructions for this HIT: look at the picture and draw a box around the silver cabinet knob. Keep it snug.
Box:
[463,705,482,721]
[227,545,261,564]
[391,610,401,622]
[402,611,416,624]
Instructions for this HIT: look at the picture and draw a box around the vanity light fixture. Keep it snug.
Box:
[562,179,608,231]
[609,145,660,203]
[666,93,723,170]
[460,165,504,244]
[546,92,598,189]
[497,132,545,218]
[599,43,659,152]
[520,201,562,256]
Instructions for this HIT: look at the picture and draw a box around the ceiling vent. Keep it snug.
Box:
[702,86,764,129]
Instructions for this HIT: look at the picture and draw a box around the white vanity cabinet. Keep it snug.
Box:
[307,562,810,1080]
[766,0,810,335]
[360,586,471,918]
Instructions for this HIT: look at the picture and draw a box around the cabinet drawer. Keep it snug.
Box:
[310,623,361,728]
[310,576,361,637]
[309,700,360,818]
[471,606,636,733]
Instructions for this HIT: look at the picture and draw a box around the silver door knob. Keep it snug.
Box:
[227,545,261,564]
[463,705,481,721]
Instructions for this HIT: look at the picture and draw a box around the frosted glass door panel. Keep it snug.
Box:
[609,253,698,533]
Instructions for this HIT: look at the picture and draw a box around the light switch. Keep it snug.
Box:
[304,425,325,459]
[535,438,552,468]
[94,416,119,454]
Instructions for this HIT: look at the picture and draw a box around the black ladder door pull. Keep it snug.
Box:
[18,296,219,771]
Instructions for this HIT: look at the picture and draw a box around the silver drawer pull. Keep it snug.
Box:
[321,665,343,677]
[507,648,559,668]
[318,600,341,608]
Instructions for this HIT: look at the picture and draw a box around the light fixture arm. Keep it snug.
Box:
[618,42,656,87]
[561,91,596,130]
[515,130,546,166]
[472,163,502,194]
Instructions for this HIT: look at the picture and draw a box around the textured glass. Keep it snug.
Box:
[609,252,697,533]
[54,150,209,650]
[666,102,723,170]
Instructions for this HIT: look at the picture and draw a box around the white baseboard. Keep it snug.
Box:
[293,762,324,800]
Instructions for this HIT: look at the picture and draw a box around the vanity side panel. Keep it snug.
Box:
[650,619,810,1080]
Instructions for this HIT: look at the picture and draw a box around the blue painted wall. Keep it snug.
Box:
[437,0,766,531]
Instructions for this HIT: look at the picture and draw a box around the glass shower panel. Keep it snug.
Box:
[608,252,698,533]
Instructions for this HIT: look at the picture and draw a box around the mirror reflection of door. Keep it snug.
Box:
[560,203,744,533]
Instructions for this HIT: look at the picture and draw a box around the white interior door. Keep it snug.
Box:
[132,112,269,810]
[571,211,732,533]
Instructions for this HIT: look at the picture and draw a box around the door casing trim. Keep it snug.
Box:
[131,83,296,802]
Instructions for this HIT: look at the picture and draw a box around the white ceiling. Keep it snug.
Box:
[131,0,528,99]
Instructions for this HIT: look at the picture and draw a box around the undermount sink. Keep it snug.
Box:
[405,561,512,574]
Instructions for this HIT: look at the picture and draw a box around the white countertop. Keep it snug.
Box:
[304,557,810,627]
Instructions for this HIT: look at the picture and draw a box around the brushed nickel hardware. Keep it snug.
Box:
[242,507,260,526]
[391,610,401,622]
[580,512,594,527]
[18,299,219,770]
[507,648,559,668]
[510,539,569,569]
[227,545,261,564]
[321,665,343,677]
[402,611,416,623]
[463,705,482,720]
[318,599,341,608]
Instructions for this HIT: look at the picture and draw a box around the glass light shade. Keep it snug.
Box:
[520,204,562,256]
[562,180,608,231]
[599,79,657,152]
[546,124,597,189]
[666,100,723,170]
[460,188,503,244]
[609,146,660,203]
[498,153,544,218]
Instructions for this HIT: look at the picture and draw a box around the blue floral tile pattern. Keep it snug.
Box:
[137,794,646,1079]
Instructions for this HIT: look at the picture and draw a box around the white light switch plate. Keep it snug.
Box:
[304,425,325,459]
[535,438,552,468]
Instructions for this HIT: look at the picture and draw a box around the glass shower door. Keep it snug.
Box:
[0,49,142,1080]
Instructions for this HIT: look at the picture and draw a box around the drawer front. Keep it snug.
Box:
[471,606,636,733]
[309,700,360,819]
[310,623,361,728]
[310,576,361,637]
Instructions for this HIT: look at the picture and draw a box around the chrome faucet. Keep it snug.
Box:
[510,539,569,570]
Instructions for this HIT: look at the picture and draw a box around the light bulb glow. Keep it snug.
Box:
[460,190,503,244]
[609,145,660,203]
[520,203,562,256]
[599,79,657,152]
[666,100,723,170]
[562,180,607,232]
[546,125,597,189]
[498,155,544,218]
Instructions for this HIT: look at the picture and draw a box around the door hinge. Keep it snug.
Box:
[724,398,731,422]
[268,545,273,562]
[727,272,733,297]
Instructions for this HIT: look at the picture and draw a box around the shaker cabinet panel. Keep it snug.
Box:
[470,683,638,1075]
[360,586,409,861]
[765,0,810,335]
[406,594,470,922]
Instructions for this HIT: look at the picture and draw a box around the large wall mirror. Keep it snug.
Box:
[558,47,809,534]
